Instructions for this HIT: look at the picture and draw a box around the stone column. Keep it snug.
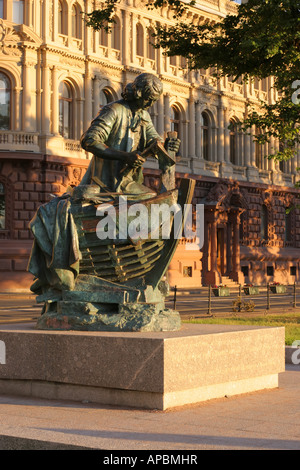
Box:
[229,210,242,282]
[157,94,164,137]
[188,93,196,159]
[210,216,218,274]
[156,22,163,75]
[77,98,84,138]
[244,133,251,167]
[217,104,225,162]
[52,66,59,135]
[224,107,230,163]
[27,0,34,27]
[164,93,171,137]
[132,14,137,65]
[268,137,276,172]
[22,62,32,131]
[232,214,240,273]
[297,143,300,174]
[202,219,209,274]
[122,10,129,66]
[41,0,51,42]
[84,66,93,131]
[250,126,256,166]
[13,87,21,131]
[195,101,202,159]
[41,60,50,135]
[53,0,58,40]
[93,76,101,117]
[226,220,234,275]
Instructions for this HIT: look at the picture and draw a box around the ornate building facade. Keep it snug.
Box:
[0,0,299,291]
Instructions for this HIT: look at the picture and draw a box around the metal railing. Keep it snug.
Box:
[169,282,299,317]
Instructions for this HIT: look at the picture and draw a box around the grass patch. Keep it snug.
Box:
[183,313,300,345]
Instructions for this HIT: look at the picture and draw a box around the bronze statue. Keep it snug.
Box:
[28,73,195,331]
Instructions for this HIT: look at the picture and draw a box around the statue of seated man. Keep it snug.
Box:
[28,73,180,296]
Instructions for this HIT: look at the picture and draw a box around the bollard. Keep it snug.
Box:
[267,282,270,310]
[173,285,177,310]
[238,284,241,312]
[293,282,297,308]
[207,284,212,315]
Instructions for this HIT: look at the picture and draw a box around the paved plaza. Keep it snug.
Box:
[0,294,299,451]
[0,364,299,450]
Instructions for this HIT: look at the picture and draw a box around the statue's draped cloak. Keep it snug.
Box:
[28,195,80,293]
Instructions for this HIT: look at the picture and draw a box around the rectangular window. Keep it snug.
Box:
[267,266,274,276]
[13,0,24,24]
[290,266,297,276]
[183,266,192,278]
[0,0,3,18]
[241,266,249,277]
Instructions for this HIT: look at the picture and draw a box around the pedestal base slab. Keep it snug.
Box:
[0,323,285,410]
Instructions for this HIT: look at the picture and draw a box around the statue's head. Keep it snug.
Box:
[122,73,163,110]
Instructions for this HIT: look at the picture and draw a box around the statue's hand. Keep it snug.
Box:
[167,138,181,154]
[125,152,146,168]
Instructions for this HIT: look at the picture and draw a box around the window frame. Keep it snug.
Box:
[136,23,144,57]
[59,81,74,140]
[201,112,210,161]
[71,2,82,39]
[0,70,11,131]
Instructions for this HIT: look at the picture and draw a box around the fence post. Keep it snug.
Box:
[293,282,297,308]
[207,284,212,315]
[267,282,270,310]
[238,284,241,312]
[173,285,177,310]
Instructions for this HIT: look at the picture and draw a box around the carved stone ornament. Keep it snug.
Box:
[0,18,21,55]
[205,180,248,211]
[0,19,42,55]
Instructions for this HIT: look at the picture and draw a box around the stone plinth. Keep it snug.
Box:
[0,323,285,410]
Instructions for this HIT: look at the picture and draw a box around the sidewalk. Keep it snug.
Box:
[0,364,299,450]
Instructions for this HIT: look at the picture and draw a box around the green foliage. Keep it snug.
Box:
[85,0,300,161]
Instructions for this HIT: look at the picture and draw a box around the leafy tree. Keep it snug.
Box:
[85,0,300,162]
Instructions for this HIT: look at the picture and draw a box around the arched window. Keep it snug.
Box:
[99,88,114,109]
[147,27,155,60]
[0,183,5,230]
[13,0,24,24]
[71,3,82,39]
[111,16,120,50]
[59,81,73,139]
[99,22,108,47]
[201,112,209,161]
[0,72,11,130]
[255,129,264,169]
[260,205,268,241]
[170,105,180,137]
[136,23,144,57]
[58,0,67,35]
[230,119,238,165]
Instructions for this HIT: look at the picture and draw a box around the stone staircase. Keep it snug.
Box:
[220,276,241,290]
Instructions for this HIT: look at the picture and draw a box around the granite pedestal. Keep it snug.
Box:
[0,323,285,410]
